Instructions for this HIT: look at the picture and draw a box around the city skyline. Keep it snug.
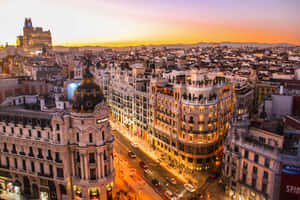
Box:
[1,0,300,47]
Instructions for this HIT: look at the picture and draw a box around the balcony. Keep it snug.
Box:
[37,154,44,159]
[0,165,9,169]
[28,153,34,157]
[55,159,63,164]
[19,152,26,156]
[38,172,53,178]
[46,156,53,161]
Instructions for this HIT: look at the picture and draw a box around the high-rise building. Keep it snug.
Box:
[16,18,52,53]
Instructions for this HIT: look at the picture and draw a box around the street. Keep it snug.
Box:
[112,127,227,200]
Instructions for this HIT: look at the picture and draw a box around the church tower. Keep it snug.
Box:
[68,55,115,200]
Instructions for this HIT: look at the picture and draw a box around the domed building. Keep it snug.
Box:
[0,57,115,200]
[69,60,115,200]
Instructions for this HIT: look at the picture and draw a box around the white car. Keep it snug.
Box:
[131,142,139,148]
[184,184,196,192]
[164,190,177,200]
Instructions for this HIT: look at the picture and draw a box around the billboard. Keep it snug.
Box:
[280,165,300,200]
[67,81,80,100]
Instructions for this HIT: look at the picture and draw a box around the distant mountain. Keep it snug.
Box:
[53,42,297,51]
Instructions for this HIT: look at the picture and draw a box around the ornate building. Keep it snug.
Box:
[0,59,115,200]
[149,70,235,171]
[17,18,52,53]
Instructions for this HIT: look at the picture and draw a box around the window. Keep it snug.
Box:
[57,168,64,178]
[14,158,18,169]
[22,160,26,170]
[264,158,270,168]
[262,183,268,193]
[47,150,52,160]
[242,173,247,182]
[20,128,23,136]
[3,126,6,133]
[103,150,107,160]
[40,163,44,174]
[57,134,60,142]
[89,133,93,143]
[29,147,34,157]
[263,171,269,179]
[38,148,43,159]
[12,144,17,154]
[6,157,9,167]
[90,168,96,180]
[28,130,31,137]
[49,165,53,176]
[244,150,249,159]
[89,153,95,163]
[104,165,108,176]
[188,157,193,163]
[31,161,35,172]
[76,133,79,142]
[102,131,105,141]
[3,143,8,152]
[243,161,248,170]
[55,152,61,162]
[11,127,14,134]
[37,131,41,138]
[56,124,60,131]
[254,154,259,163]
[251,178,257,188]
[253,166,257,174]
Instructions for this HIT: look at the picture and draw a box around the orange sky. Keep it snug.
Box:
[1,0,300,46]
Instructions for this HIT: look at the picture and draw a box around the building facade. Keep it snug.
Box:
[0,63,115,200]
[17,18,52,53]
[149,70,234,171]
[223,115,284,200]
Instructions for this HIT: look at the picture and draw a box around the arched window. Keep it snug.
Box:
[102,131,105,141]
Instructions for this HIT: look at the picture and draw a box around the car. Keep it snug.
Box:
[166,177,177,185]
[152,179,160,187]
[164,190,177,200]
[128,151,136,158]
[144,169,153,176]
[184,183,196,192]
[209,172,220,179]
[131,142,139,148]
[139,161,148,169]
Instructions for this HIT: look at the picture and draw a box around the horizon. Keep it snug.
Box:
[1,0,300,47]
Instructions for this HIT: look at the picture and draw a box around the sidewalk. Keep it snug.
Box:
[111,121,206,186]
[0,190,24,200]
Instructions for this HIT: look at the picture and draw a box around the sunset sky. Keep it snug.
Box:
[1,0,300,46]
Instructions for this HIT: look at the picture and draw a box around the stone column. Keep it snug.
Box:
[80,154,84,179]
[100,152,104,178]
[96,152,101,179]
[71,152,75,177]
[84,154,89,180]
[110,152,114,173]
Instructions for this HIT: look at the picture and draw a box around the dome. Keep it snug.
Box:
[71,61,105,113]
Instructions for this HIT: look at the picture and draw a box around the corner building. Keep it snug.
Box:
[0,65,115,200]
[149,70,234,171]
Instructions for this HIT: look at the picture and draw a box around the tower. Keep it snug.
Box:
[69,55,115,200]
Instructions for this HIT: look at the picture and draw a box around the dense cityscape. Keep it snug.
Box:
[0,1,300,200]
